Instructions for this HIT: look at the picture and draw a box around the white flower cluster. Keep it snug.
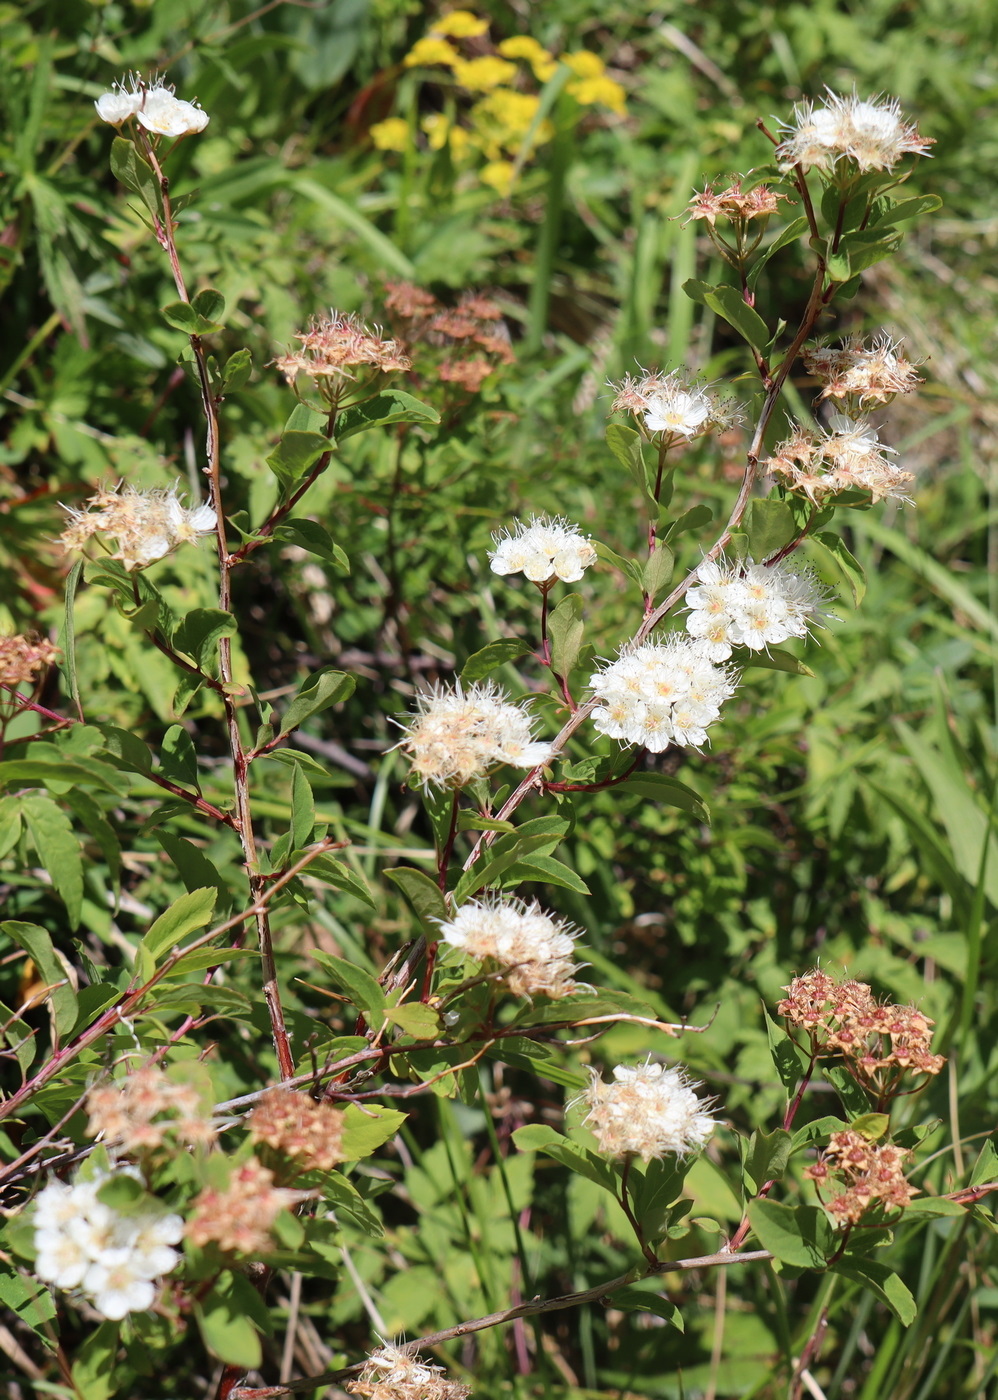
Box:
[803,334,922,409]
[489,516,596,585]
[611,368,740,442]
[396,681,552,789]
[685,556,830,660]
[436,896,582,999]
[60,482,217,572]
[589,636,736,752]
[766,414,914,505]
[582,1059,716,1163]
[94,75,209,138]
[775,90,931,175]
[33,1171,183,1321]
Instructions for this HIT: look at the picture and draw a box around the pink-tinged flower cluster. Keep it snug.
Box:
[803,334,923,409]
[775,90,932,174]
[805,1130,917,1225]
[395,681,552,789]
[685,556,831,660]
[611,368,741,442]
[186,1157,311,1255]
[766,415,914,505]
[685,180,787,227]
[582,1059,716,1163]
[60,482,217,572]
[0,634,60,689]
[249,1088,347,1172]
[274,312,411,404]
[32,1169,183,1320]
[86,1066,216,1153]
[94,74,209,137]
[436,896,583,999]
[489,515,597,585]
[589,636,737,752]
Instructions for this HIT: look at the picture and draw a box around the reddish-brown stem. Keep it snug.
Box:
[226,410,337,567]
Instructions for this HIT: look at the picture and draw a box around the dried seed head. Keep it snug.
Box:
[347,1343,471,1400]
[0,634,60,688]
[249,1089,346,1172]
[186,1157,311,1255]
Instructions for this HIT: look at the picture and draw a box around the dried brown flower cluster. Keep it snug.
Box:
[346,1344,471,1400]
[685,180,786,227]
[803,334,923,409]
[805,1129,917,1225]
[85,1065,216,1152]
[248,1088,346,1172]
[766,416,914,504]
[779,968,945,1099]
[0,634,60,689]
[274,312,412,404]
[384,282,514,393]
[60,482,217,572]
[186,1156,311,1255]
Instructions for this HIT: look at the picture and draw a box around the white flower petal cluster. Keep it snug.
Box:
[437,896,582,999]
[582,1059,716,1163]
[803,333,922,409]
[776,90,931,174]
[94,75,209,136]
[33,1171,182,1321]
[347,1343,471,1400]
[685,556,830,660]
[60,482,217,571]
[588,636,736,753]
[489,515,596,585]
[611,368,741,442]
[396,681,553,789]
[766,415,913,505]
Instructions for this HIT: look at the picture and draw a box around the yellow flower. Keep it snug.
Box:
[452,55,518,91]
[431,9,489,37]
[498,36,558,82]
[449,125,471,157]
[480,160,516,195]
[422,113,450,150]
[567,75,626,114]
[561,50,605,78]
[404,36,461,68]
[472,88,551,153]
[370,117,410,152]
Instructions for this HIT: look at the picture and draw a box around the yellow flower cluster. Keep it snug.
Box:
[369,10,626,194]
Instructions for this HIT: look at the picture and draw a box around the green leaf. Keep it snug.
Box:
[460,638,533,684]
[641,543,674,599]
[196,1277,263,1367]
[747,217,810,290]
[161,299,223,336]
[454,817,569,903]
[971,1138,998,1188]
[272,518,350,572]
[548,593,584,678]
[1,920,77,1039]
[619,773,709,822]
[0,1261,56,1334]
[159,725,199,788]
[278,668,355,738]
[340,1103,407,1158]
[336,389,440,440]
[22,794,83,927]
[0,757,120,795]
[173,609,237,669]
[747,1200,833,1267]
[512,1123,618,1191]
[808,531,866,606]
[304,854,377,910]
[745,499,798,559]
[138,887,218,968]
[763,1005,808,1094]
[98,724,153,775]
[700,284,771,354]
[110,136,161,218]
[192,287,225,324]
[610,1284,684,1329]
[384,1003,441,1038]
[220,347,253,392]
[71,1319,119,1400]
[290,764,315,850]
[0,996,35,1074]
[266,430,333,493]
[61,556,84,714]
[741,648,815,678]
[0,795,21,860]
[832,1257,917,1325]
[63,787,121,896]
[681,277,715,306]
[870,193,943,227]
[310,950,386,1016]
[155,831,231,912]
[744,1128,792,1191]
[501,853,590,895]
[605,423,653,503]
[663,503,713,540]
[385,866,449,929]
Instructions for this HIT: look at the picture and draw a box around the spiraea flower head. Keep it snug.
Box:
[186,1156,311,1256]
[589,636,737,753]
[94,74,209,136]
[611,368,742,442]
[275,312,412,405]
[60,481,217,572]
[803,333,923,409]
[766,415,914,505]
[685,180,787,227]
[775,90,932,175]
[395,681,552,790]
[0,634,60,689]
[249,1089,346,1172]
[582,1059,716,1163]
[347,1343,471,1400]
[86,1065,216,1152]
[32,1167,183,1320]
[685,554,832,660]
[436,896,583,999]
[489,515,597,586]
[805,1129,917,1225]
